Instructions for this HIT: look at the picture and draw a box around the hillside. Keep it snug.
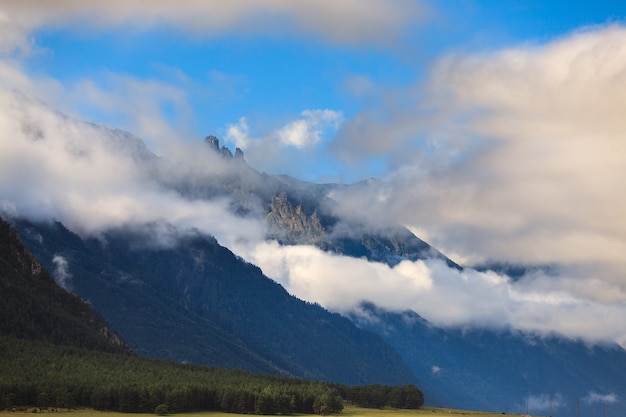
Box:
[11,218,416,386]
[0,217,422,414]
[0,217,129,353]
[350,303,626,416]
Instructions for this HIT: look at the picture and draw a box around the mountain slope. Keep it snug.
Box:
[12,218,416,386]
[350,303,626,417]
[0,217,129,353]
[159,136,458,269]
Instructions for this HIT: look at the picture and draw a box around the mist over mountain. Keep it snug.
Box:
[3,88,625,347]
[3,88,626,415]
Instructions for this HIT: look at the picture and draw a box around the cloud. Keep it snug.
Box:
[52,254,72,290]
[228,109,343,150]
[0,88,265,249]
[0,0,427,46]
[525,393,565,414]
[329,24,626,304]
[66,74,195,148]
[277,110,343,148]
[236,240,626,345]
[583,391,617,404]
[225,109,343,181]
[307,25,626,346]
[0,9,34,55]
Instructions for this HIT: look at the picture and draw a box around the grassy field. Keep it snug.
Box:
[2,405,534,417]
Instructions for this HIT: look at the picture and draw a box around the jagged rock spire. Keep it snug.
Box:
[204,135,219,151]
[203,135,244,161]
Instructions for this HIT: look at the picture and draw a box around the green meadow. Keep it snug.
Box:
[2,405,535,417]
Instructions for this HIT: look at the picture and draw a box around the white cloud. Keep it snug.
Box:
[525,393,565,414]
[0,0,426,46]
[228,110,343,151]
[0,87,265,249]
[328,25,626,326]
[583,391,617,404]
[0,10,33,55]
[52,254,72,290]
[224,109,343,180]
[226,117,251,150]
[236,240,626,345]
[277,110,343,148]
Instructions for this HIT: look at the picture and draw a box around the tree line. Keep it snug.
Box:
[0,336,423,414]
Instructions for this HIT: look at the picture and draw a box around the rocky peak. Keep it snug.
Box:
[204,135,244,161]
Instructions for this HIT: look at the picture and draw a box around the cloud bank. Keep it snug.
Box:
[329,25,626,308]
[0,0,425,52]
[239,241,626,346]
[0,88,265,249]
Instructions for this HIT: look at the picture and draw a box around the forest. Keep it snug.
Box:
[0,335,423,415]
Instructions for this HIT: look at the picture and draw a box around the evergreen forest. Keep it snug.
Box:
[0,335,423,414]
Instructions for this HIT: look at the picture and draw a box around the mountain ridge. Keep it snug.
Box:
[11,217,417,386]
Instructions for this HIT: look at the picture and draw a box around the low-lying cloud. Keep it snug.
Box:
[238,241,626,346]
[525,393,565,414]
[0,88,266,249]
[52,254,72,290]
[583,391,617,405]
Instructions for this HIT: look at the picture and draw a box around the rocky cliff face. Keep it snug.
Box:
[266,193,326,245]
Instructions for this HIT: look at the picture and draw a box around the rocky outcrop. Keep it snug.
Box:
[266,193,326,245]
[204,135,244,161]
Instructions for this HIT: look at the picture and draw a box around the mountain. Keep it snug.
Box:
[349,302,626,417]
[6,103,626,417]
[158,136,458,269]
[0,217,129,353]
[11,217,416,386]
[0,217,417,414]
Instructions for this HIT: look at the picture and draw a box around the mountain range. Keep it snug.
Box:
[3,110,626,417]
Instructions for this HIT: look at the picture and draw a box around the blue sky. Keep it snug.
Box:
[2,1,626,348]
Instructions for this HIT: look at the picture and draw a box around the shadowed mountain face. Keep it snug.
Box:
[0,217,130,353]
[12,218,416,386]
[349,302,626,417]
